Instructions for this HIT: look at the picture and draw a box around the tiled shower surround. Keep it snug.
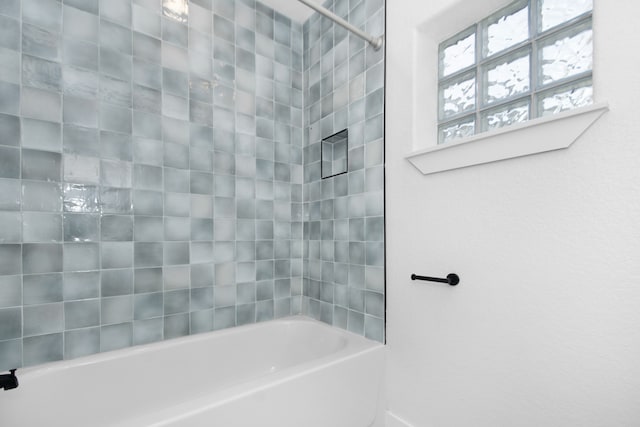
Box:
[0,0,384,370]
[301,0,385,341]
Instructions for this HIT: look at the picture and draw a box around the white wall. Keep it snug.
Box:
[386,1,640,426]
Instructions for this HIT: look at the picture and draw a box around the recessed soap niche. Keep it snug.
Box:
[321,129,348,179]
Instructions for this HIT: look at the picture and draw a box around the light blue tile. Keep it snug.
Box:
[164,169,189,194]
[190,171,213,195]
[133,164,162,190]
[334,305,348,329]
[63,38,99,71]
[63,184,100,213]
[134,292,163,320]
[0,0,19,18]
[101,160,132,189]
[23,0,62,33]
[0,245,21,276]
[0,114,19,147]
[101,269,133,297]
[134,216,163,243]
[21,87,61,122]
[0,15,20,51]
[164,242,189,266]
[163,120,189,145]
[23,273,63,305]
[133,6,161,38]
[190,309,214,334]
[23,303,64,337]
[133,137,163,166]
[0,48,20,84]
[0,180,20,212]
[133,111,162,140]
[100,48,132,82]
[0,339,22,371]
[63,5,99,42]
[0,275,21,308]
[63,242,99,272]
[101,20,133,55]
[134,267,163,293]
[100,104,132,134]
[0,307,21,340]
[256,299,274,322]
[100,75,132,108]
[64,327,100,359]
[22,23,61,61]
[365,266,384,293]
[65,0,99,15]
[0,81,19,115]
[22,55,62,94]
[364,314,384,342]
[162,93,188,120]
[164,217,190,241]
[364,290,384,317]
[164,265,188,290]
[162,0,188,23]
[164,289,188,315]
[164,193,190,217]
[164,313,189,339]
[100,322,132,352]
[213,306,236,330]
[101,295,133,325]
[189,99,213,126]
[101,0,132,27]
[162,41,188,73]
[101,187,133,214]
[236,303,255,325]
[365,241,384,266]
[64,300,100,329]
[133,85,161,114]
[162,17,188,47]
[100,131,133,162]
[190,29,212,56]
[347,309,364,335]
[23,333,63,366]
[0,147,19,179]
[133,33,161,64]
[191,218,213,241]
[64,271,100,301]
[63,214,99,242]
[133,317,163,345]
[101,242,133,269]
[101,215,134,241]
[133,190,163,216]
[21,118,62,153]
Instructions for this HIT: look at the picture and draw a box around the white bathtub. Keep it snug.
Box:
[1,316,385,427]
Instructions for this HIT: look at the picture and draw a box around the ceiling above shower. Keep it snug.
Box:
[259,0,318,22]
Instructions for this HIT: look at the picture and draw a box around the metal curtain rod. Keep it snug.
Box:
[298,0,384,50]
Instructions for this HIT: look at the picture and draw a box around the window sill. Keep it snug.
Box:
[406,103,609,175]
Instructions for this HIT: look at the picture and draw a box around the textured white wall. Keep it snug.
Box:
[386,1,640,426]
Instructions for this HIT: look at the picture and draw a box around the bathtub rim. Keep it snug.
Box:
[12,315,384,380]
[115,335,385,427]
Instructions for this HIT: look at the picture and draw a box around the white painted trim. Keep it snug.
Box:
[385,411,416,427]
[405,103,609,175]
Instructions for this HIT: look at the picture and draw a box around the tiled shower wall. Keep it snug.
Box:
[302,0,385,341]
[0,0,304,370]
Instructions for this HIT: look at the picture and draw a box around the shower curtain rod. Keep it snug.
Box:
[297,0,384,50]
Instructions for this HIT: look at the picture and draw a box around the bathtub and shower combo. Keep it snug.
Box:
[2,317,385,426]
[0,1,386,425]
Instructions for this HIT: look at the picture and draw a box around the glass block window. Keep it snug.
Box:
[437,0,593,144]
